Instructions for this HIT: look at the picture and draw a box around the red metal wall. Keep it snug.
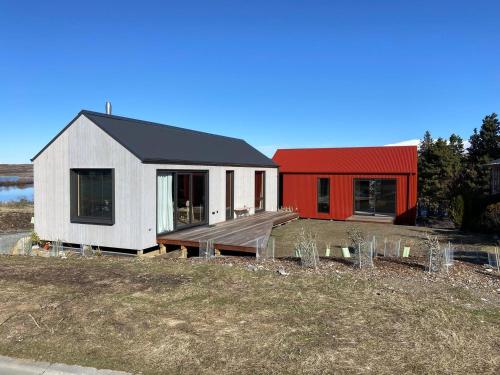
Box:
[281,173,417,225]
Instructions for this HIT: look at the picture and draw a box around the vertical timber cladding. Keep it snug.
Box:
[273,146,418,225]
[281,173,416,225]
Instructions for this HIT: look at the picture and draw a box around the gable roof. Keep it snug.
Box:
[32,110,277,168]
[273,146,417,174]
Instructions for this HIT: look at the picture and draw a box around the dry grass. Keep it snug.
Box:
[0,255,498,374]
[0,164,33,179]
[271,219,498,258]
[0,201,33,233]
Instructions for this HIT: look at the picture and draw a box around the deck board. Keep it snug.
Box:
[157,211,298,253]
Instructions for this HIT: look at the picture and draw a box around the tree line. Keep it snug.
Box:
[417,113,499,232]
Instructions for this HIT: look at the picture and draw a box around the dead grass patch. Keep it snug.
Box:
[0,255,498,374]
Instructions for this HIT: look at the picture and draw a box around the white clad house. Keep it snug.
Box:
[32,109,279,253]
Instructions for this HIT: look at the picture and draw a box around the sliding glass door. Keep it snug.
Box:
[191,173,206,225]
[157,173,174,233]
[157,171,208,234]
[176,173,191,228]
[226,171,234,220]
[354,179,396,216]
[255,171,265,212]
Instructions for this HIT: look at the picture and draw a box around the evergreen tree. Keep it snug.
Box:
[464,113,500,195]
[418,132,465,213]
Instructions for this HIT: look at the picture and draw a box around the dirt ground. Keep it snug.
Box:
[271,219,498,258]
[0,201,33,233]
[0,254,498,375]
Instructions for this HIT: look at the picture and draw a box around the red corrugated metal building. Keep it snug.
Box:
[273,146,417,225]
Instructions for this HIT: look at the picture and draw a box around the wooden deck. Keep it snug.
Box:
[157,211,299,253]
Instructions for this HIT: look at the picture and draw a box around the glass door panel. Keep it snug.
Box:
[226,171,234,220]
[375,180,396,214]
[176,173,191,228]
[354,179,396,216]
[191,173,206,224]
[255,171,265,212]
[354,180,372,213]
[157,173,174,233]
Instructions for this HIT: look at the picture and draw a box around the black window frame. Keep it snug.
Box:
[317,177,330,214]
[70,168,115,225]
[353,178,397,216]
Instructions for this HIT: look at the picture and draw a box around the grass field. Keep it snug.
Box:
[0,254,498,374]
[0,200,33,233]
[271,219,498,258]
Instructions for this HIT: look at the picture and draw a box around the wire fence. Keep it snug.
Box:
[0,232,31,254]
[256,235,275,261]
[198,239,214,259]
[488,247,499,272]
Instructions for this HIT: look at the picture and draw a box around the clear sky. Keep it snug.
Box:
[1,0,499,163]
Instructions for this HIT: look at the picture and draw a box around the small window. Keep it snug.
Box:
[71,169,114,225]
[317,178,330,213]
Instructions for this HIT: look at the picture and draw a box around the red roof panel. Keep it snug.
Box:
[273,146,417,174]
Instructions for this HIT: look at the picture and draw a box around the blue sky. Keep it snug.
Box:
[1,0,499,163]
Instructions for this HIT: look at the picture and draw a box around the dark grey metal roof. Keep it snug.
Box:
[32,110,277,168]
[487,158,500,166]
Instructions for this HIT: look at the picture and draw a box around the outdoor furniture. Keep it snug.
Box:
[234,207,250,218]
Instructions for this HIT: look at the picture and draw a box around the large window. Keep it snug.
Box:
[354,179,396,216]
[71,169,114,225]
[317,178,330,213]
[255,171,265,212]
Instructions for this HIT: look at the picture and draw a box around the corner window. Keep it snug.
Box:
[317,178,330,213]
[71,169,114,225]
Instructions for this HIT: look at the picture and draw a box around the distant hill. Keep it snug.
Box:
[0,164,33,184]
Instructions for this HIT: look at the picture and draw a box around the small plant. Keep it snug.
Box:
[30,231,40,245]
[346,225,366,249]
[93,246,103,257]
[346,225,373,268]
[294,228,319,268]
[422,234,445,273]
[81,244,92,257]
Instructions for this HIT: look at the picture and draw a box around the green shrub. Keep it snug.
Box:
[30,231,40,245]
[449,195,464,227]
[480,202,500,233]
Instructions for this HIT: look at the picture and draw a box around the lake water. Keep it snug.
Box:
[0,176,20,183]
[0,184,34,202]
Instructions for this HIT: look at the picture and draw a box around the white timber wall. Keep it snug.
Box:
[34,114,278,250]
[34,115,144,249]
[140,164,278,248]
